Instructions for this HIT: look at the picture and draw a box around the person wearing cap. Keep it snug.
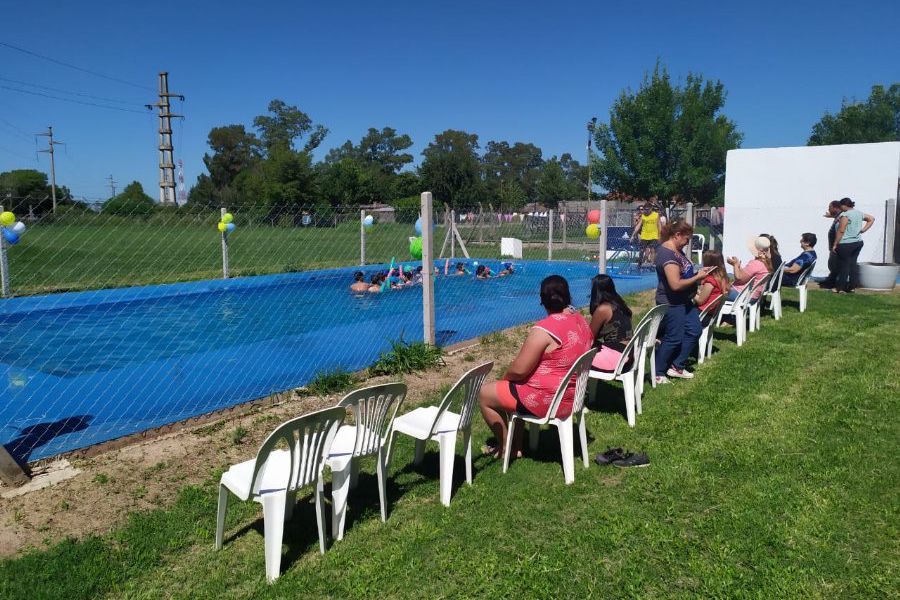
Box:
[832,197,875,293]
[726,236,773,300]
[631,203,661,268]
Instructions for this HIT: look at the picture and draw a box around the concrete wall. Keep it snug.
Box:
[723,142,900,277]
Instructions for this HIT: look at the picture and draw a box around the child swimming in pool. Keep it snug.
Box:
[368,273,384,293]
[454,262,467,276]
[475,265,492,279]
[350,271,370,292]
[497,263,514,277]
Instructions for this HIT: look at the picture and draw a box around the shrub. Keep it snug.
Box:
[304,368,357,396]
[369,339,444,376]
[102,182,156,218]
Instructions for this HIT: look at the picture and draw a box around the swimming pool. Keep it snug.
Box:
[0,260,657,461]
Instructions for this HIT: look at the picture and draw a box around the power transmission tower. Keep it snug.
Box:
[107,174,117,198]
[36,126,63,213]
[145,72,183,205]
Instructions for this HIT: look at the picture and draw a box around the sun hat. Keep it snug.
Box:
[746,235,771,256]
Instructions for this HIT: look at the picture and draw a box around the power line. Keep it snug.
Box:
[0,84,151,114]
[0,116,33,141]
[0,41,155,92]
[0,76,140,106]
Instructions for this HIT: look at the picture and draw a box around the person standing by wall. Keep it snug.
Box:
[818,201,843,289]
[833,197,875,293]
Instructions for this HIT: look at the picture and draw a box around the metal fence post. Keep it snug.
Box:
[599,198,608,274]
[421,192,435,345]
[0,205,9,298]
[450,209,456,259]
[221,207,230,279]
[561,201,567,248]
[360,209,366,266]
[686,202,695,227]
[548,209,554,260]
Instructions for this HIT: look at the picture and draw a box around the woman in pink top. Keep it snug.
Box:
[479,275,592,457]
[726,238,773,301]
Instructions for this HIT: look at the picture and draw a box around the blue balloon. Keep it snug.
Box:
[2,228,19,245]
[226,222,236,233]
[415,217,422,236]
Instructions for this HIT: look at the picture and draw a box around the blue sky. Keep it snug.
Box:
[1,0,897,201]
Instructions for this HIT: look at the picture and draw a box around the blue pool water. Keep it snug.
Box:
[0,260,657,461]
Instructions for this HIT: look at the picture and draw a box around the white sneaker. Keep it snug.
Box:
[666,367,694,379]
[654,375,671,385]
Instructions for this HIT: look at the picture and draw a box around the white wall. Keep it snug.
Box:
[723,142,900,277]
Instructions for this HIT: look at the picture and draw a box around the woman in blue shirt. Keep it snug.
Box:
[654,221,714,383]
[833,197,875,293]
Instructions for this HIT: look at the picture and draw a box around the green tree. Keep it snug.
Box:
[593,64,742,208]
[253,99,328,153]
[419,129,483,209]
[202,125,261,188]
[102,181,156,217]
[327,127,414,174]
[186,174,219,209]
[536,158,569,208]
[482,141,544,204]
[808,84,900,145]
[0,169,71,214]
[233,147,319,214]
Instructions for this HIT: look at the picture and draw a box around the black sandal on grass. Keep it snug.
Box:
[594,447,627,465]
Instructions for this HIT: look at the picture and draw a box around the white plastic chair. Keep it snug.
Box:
[746,273,773,333]
[697,295,726,364]
[633,304,669,395]
[327,383,406,541]
[718,283,753,346]
[789,260,817,313]
[691,233,706,265]
[391,362,493,506]
[215,406,345,582]
[762,263,787,321]
[502,349,596,484]
[589,317,654,427]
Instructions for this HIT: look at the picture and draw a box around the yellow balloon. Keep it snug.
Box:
[0,211,15,227]
[585,224,600,240]
[217,221,227,232]
[222,213,234,224]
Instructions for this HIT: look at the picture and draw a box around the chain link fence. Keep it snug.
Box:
[0,196,689,465]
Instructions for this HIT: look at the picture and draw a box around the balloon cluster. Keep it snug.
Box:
[217,212,236,235]
[585,209,601,240]
[410,216,424,259]
[0,211,26,245]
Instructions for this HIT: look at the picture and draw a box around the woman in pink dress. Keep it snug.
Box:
[479,275,593,457]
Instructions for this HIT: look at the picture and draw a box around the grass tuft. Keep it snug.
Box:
[368,338,444,376]
[301,367,358,397]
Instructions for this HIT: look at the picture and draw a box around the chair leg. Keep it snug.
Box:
[528,421,540,452]
[799,286,807,313]
[636,348,647,396]
[331,464,351,540]
[737,311,746,346]
[577,413,589,469]
[462,427,473,485]
[557,420,575,484]
[262,493,287,582]
[315,479,328,555]
[349,457,360,490]
[502,415,516,474]
[650,348,658,388]
[438,432,456,507]
[707,327,715,358]
[774,292,782,320]
[621,373,636,427]
[215,484,228,550]
[413,439,426,465]
[284,490,296,521]
[698,329,708,364]
[376,449,389,522]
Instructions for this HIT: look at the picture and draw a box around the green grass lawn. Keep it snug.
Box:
[2,288,898,598]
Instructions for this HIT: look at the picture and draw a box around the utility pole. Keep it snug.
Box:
[36,126,63,213]
[145,72,183,205]
[106,174,117,198]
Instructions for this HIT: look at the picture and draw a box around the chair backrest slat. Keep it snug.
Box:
[545,348,597,423]
[337,383,407,457]
[427,362,494,438]
[249,406,345,497]
[698,295,724,325]
[767,262,786,293]
[796,260,817,286]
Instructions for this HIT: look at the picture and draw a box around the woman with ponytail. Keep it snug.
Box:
[654,221,715,382]
[479,275,592,457]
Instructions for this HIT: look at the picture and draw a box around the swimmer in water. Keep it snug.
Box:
[454,262,467,276]
[498,262,514,277]
[368,273,384,293]
[350,271,369,292]
[476,264,491,279]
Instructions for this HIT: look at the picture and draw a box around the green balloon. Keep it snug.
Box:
[409,236,423,260]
